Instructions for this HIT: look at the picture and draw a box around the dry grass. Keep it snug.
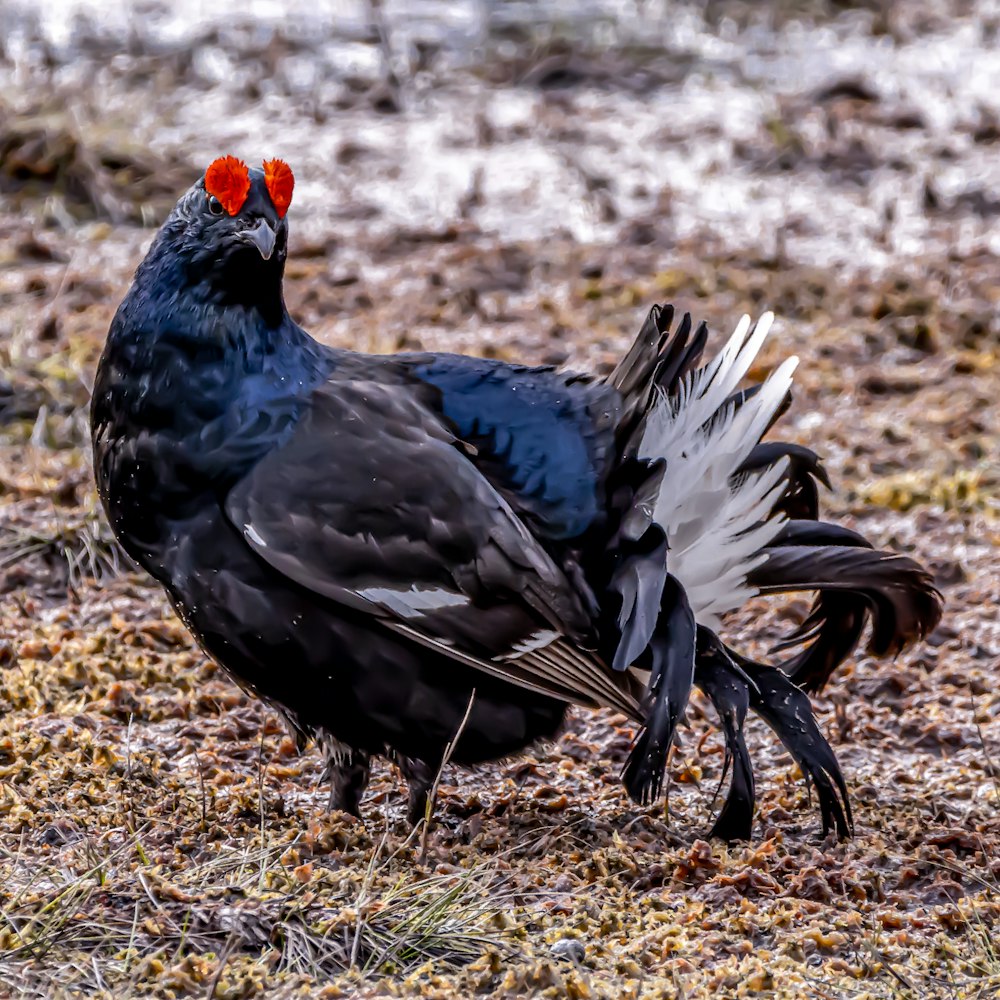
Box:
[0,504,123,591]
[0,824,517,997]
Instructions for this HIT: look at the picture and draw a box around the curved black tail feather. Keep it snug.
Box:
[748,531,943,693]
[694,630,757,841]
[608,303,708,456]
[621,575,696,806]
[736,442,830,521]
[727,646,854,839]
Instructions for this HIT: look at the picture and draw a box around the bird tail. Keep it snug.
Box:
[619,574,696,805]
[747,520,942,693]
[613,310,798,807]
[607,305,942,828]
[638,310,799,628]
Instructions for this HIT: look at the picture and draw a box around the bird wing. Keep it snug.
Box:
[223,371,639,719]
[399,352,622,541]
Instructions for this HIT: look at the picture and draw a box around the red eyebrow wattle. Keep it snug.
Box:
[205,156,251,216]
[263,159,294,218]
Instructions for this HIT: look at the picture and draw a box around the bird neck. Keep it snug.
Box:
[91,284,332,546]
[142,230,289,327]
[95,239,333,443]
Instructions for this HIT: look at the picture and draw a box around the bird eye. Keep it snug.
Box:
[207,195,225,216]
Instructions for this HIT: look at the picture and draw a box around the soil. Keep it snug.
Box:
[0,1,997,997]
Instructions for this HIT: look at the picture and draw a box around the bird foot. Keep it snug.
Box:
[398,756,435,828]
[324,751,370,818]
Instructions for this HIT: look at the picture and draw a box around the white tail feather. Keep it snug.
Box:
[638,312,796,627]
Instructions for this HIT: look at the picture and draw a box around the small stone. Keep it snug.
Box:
[551,938,585,964]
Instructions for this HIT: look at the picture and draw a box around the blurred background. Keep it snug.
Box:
[0,2,997,997]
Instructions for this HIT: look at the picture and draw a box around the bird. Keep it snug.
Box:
[91,155,942,841]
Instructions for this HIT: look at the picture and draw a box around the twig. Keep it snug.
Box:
[862,940,919,995]
[123,900,140,974]
[419,690,476,866]
[90,955,107,993]
[257,728,269,888]
[196,750,208,831]
[205,936,236,1000]
[350,824,393,969]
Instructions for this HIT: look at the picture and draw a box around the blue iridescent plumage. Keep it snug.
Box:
[409,355,618,540]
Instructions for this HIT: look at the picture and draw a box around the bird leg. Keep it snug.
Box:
[323,749,371,818]
[398,756,435,827]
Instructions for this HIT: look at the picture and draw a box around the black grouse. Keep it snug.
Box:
[91,156,942,840]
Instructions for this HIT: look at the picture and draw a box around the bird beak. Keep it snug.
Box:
[242,219,277,260]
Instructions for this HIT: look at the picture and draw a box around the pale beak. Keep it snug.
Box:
[242,219,276,260]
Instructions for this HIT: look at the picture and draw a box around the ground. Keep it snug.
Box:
[0,1,998,997]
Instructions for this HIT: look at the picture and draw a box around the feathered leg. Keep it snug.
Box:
[398,756,435,827]
[325,750,371,817]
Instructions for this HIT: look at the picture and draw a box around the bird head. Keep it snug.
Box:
[199,156,292,260]
[156,156,295,315]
